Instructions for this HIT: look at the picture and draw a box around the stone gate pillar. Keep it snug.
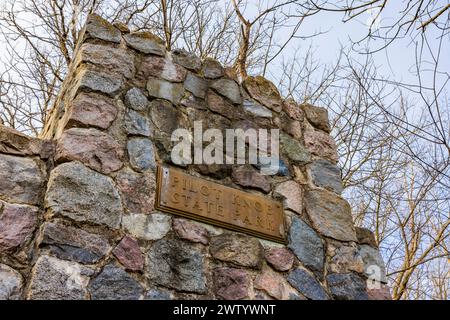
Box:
[0,14,390,300]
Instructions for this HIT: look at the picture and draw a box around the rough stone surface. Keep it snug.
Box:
[0,154,45,205]
[124,109,152,137]
[243,100,272,118]
[145,288,173,300]
[210,233,264,269]
[304,189,357,242]
[89,264,143,300]
[0,264,23,300]
[274,181,303,214]
[367,283,391,300]
[184,73,208,98]
[173,218,210,245]
[124,32,165,56]
[127,137,156,172]
[150,99,182,135]
[28,255,93,300]
[310,159,343,194]
[202,58,223,79]
[0,125,53,158]
[283,119,302,140]
[206,90,238,119]
[355,227,378,248]
[66,93,117,130]
[254,267,296,300]
[172,49,201,72]
[327,242,364,274]
[147,238,206,293]
[327,273,369,300]
[304,126,338,163]
[0,201,38,252]
[77,68,123,97]
[288,217,324,277]
[282,99,303,120]
[287,268,328,300]
[124,87,149,111]
[84,14,121,43]
[39,221,110,264]
[122,213,171,241]
[45,162,123,228]
[112,236,144,272]
[147,78,184,104]
[213,267,249,300]
[265,247,295,272]
[359,244,387,283]
[280,133,311,164]
[115,168,155,214]
[210,78,242,104]
[243,76,282,112]
[301,103,330,132]
[78,43,135,78]
[232,166,271,193]
[139,56,187,82]
[56,128,124,174]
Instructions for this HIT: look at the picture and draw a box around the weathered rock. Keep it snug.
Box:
[147,238,206,293]
[282,99,303,121]
[243,100,272,118]
[213,267,249,300]
[172,49,201,72]
[89,264,143,300]
[243,76,282,112]
[304,189,357,242]
[180,92,208,110]
[147,78,184,104]
[0,264,23,300]
[210,233,264,269]
[122,213,171,241]
[173,218,209,245]
[210,78,242,104]
[145,288,173,300]
[28,255,93,300]
[253,157,290,177]
[304,126,338,163]
[280,133,311,164]
[287,268,328,300]
[283,119,302,140]
[124,31,165,56]
[254,267,297,300]
[359,244,387,283]
[116,168,155,214]
[124,109,152,137]
[232,166,271,193]
[65,92,118,130]
[0,125,53,158]
[150,99,182,135]
[39,221,111,264]
[124,87,149,111]
[127,137,156,172]
[184,73,208,98]
[84,14,121,43]
[45,162,123,228]
[139,56,187,82]
[355,227,378,248]
[202,58,224,79]
[78,43,135,78]
[327,242,364,274]
[0,154,45,205]
[113,21,130,33]
[0,201,38,252]
[274,181,303,214]
[301,103,330,132]
[265,247,295,272]
[56,128,124,174]
[309,159,343,194]
[206,90,238,119]
[288,217,324,277]
[76,68,123,97]
[113,236,144,272]
[367,283,391,300]
[327,273,369,300]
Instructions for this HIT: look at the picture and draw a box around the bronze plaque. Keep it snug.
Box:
[155,166,286,243]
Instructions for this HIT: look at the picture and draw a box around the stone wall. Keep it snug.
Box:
[0,14,390,300]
